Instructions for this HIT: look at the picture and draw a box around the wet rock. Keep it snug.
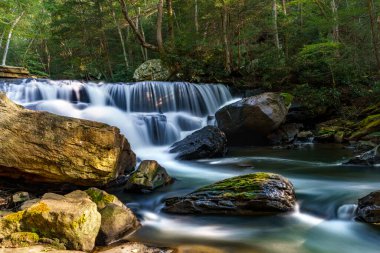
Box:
[216,93,288,145]
[356,191,380,223]
[11,192,30,206]
[267,123,302,145]
[97,204,140,245]
[85,188,140,246]
[350,114,380,141]
[315,119,353,143]
[344,145,380,166]
[97,242,173,253]
[133,59,170,81]
[125,160,173,192]
[164,172,296,215]
[170,126,227,160]
[297,131,314,141]
[0,93,136,187]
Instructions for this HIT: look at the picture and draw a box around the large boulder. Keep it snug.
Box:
[356,191,380,224]
[215,93,288,145]
[125,160,173,192]
[0,93,136,186]
[163,172,296,215]
[133,59,170,81]
[21,191,100,251]
[85,188,140,246]
[344,145,380,166]
[169,126,227,160]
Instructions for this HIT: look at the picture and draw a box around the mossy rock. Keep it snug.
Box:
[133,59,170,81]
[126,160,173,191]
[0,211,25,240]
[164,172,296,215]
[280,93,294,109]
[3,232,40,247]
[350,114,380,140]
[85,188,123,210]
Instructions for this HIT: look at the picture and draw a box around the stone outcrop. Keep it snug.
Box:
[133,59,170,81]
[356,191,380,224]
[164,172,296,215]
[85,188,140,246]
[170,126,227,160]
[0,93,136,186]
[215,93,288,145]
[125,160,173,191]
[344,145,380,166]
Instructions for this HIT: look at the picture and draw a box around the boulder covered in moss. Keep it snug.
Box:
[1,232,39,248]
[125,160,173,191]
[0,93,136,187]
[20,191,101,251]
[215,93,288,145]
[356,191,380,224]
[133,59,170,81]
[85,188,140,246]
[163,172,296,215]
[170,126,227,160]
[350,114,380,141]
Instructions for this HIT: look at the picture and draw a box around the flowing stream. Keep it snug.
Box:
[1,79,380,253]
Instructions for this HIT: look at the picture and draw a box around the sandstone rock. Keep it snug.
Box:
[85,188,140,246]
[170,126,227,160]
[96,242,173,253]
[0,93,136,186]
[19,191,101,251]
[126,160,173,191]
[1,232,39,248]
[0,246,84,253]
[12,192,30,206]
[133,59,170,81]
[97,204,140,245]
[356,191,380,224]
[215,93,288,145]
[164,172,296,215]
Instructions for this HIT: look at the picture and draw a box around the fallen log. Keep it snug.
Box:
[0,93,136,186]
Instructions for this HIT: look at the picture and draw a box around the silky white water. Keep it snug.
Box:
[1,79,380,253]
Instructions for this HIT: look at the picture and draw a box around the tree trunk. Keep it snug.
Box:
[0,30,5,50]
[118,0,158,51]
[110,0,129,69]
[282,0,287,15]
[1,12,24,66]
[221,2,231,73]
[157,0,164,54]
[195,0,199,33]
[137,7,148,61]
[331,0,339,42]
[167,0,174,43]
[368,0,380,72]
[272,0,280,50]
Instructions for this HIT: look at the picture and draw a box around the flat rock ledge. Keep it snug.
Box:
[0,92,136,186]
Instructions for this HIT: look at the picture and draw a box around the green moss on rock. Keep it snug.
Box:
[85,187,120,210]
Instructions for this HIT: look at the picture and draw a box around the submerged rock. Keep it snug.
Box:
[170,126,227,160]
[344,145,380,166]
[133,59,170,81]
[164,172,296,215]
[0,92,136,187]
[215,93,288,145]
[126,160,173,191]
[356,191,380,224]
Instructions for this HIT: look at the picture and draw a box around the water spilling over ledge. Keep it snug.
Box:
[0,79,233,149]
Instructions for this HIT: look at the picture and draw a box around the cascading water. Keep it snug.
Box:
[2,79,380,253]
[0,79,232,149]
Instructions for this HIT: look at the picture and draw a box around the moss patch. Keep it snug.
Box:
[85,188,116,209]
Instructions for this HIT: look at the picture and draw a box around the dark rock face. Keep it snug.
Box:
[163,173,296,215]
[169,126,227,160]
[267,123,303,145]
[125,160,173,191]
[215,93,288,145]
[356,191,380,223]
[344,145,380,166]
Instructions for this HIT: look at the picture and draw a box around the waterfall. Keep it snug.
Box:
[0,79,233,150]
